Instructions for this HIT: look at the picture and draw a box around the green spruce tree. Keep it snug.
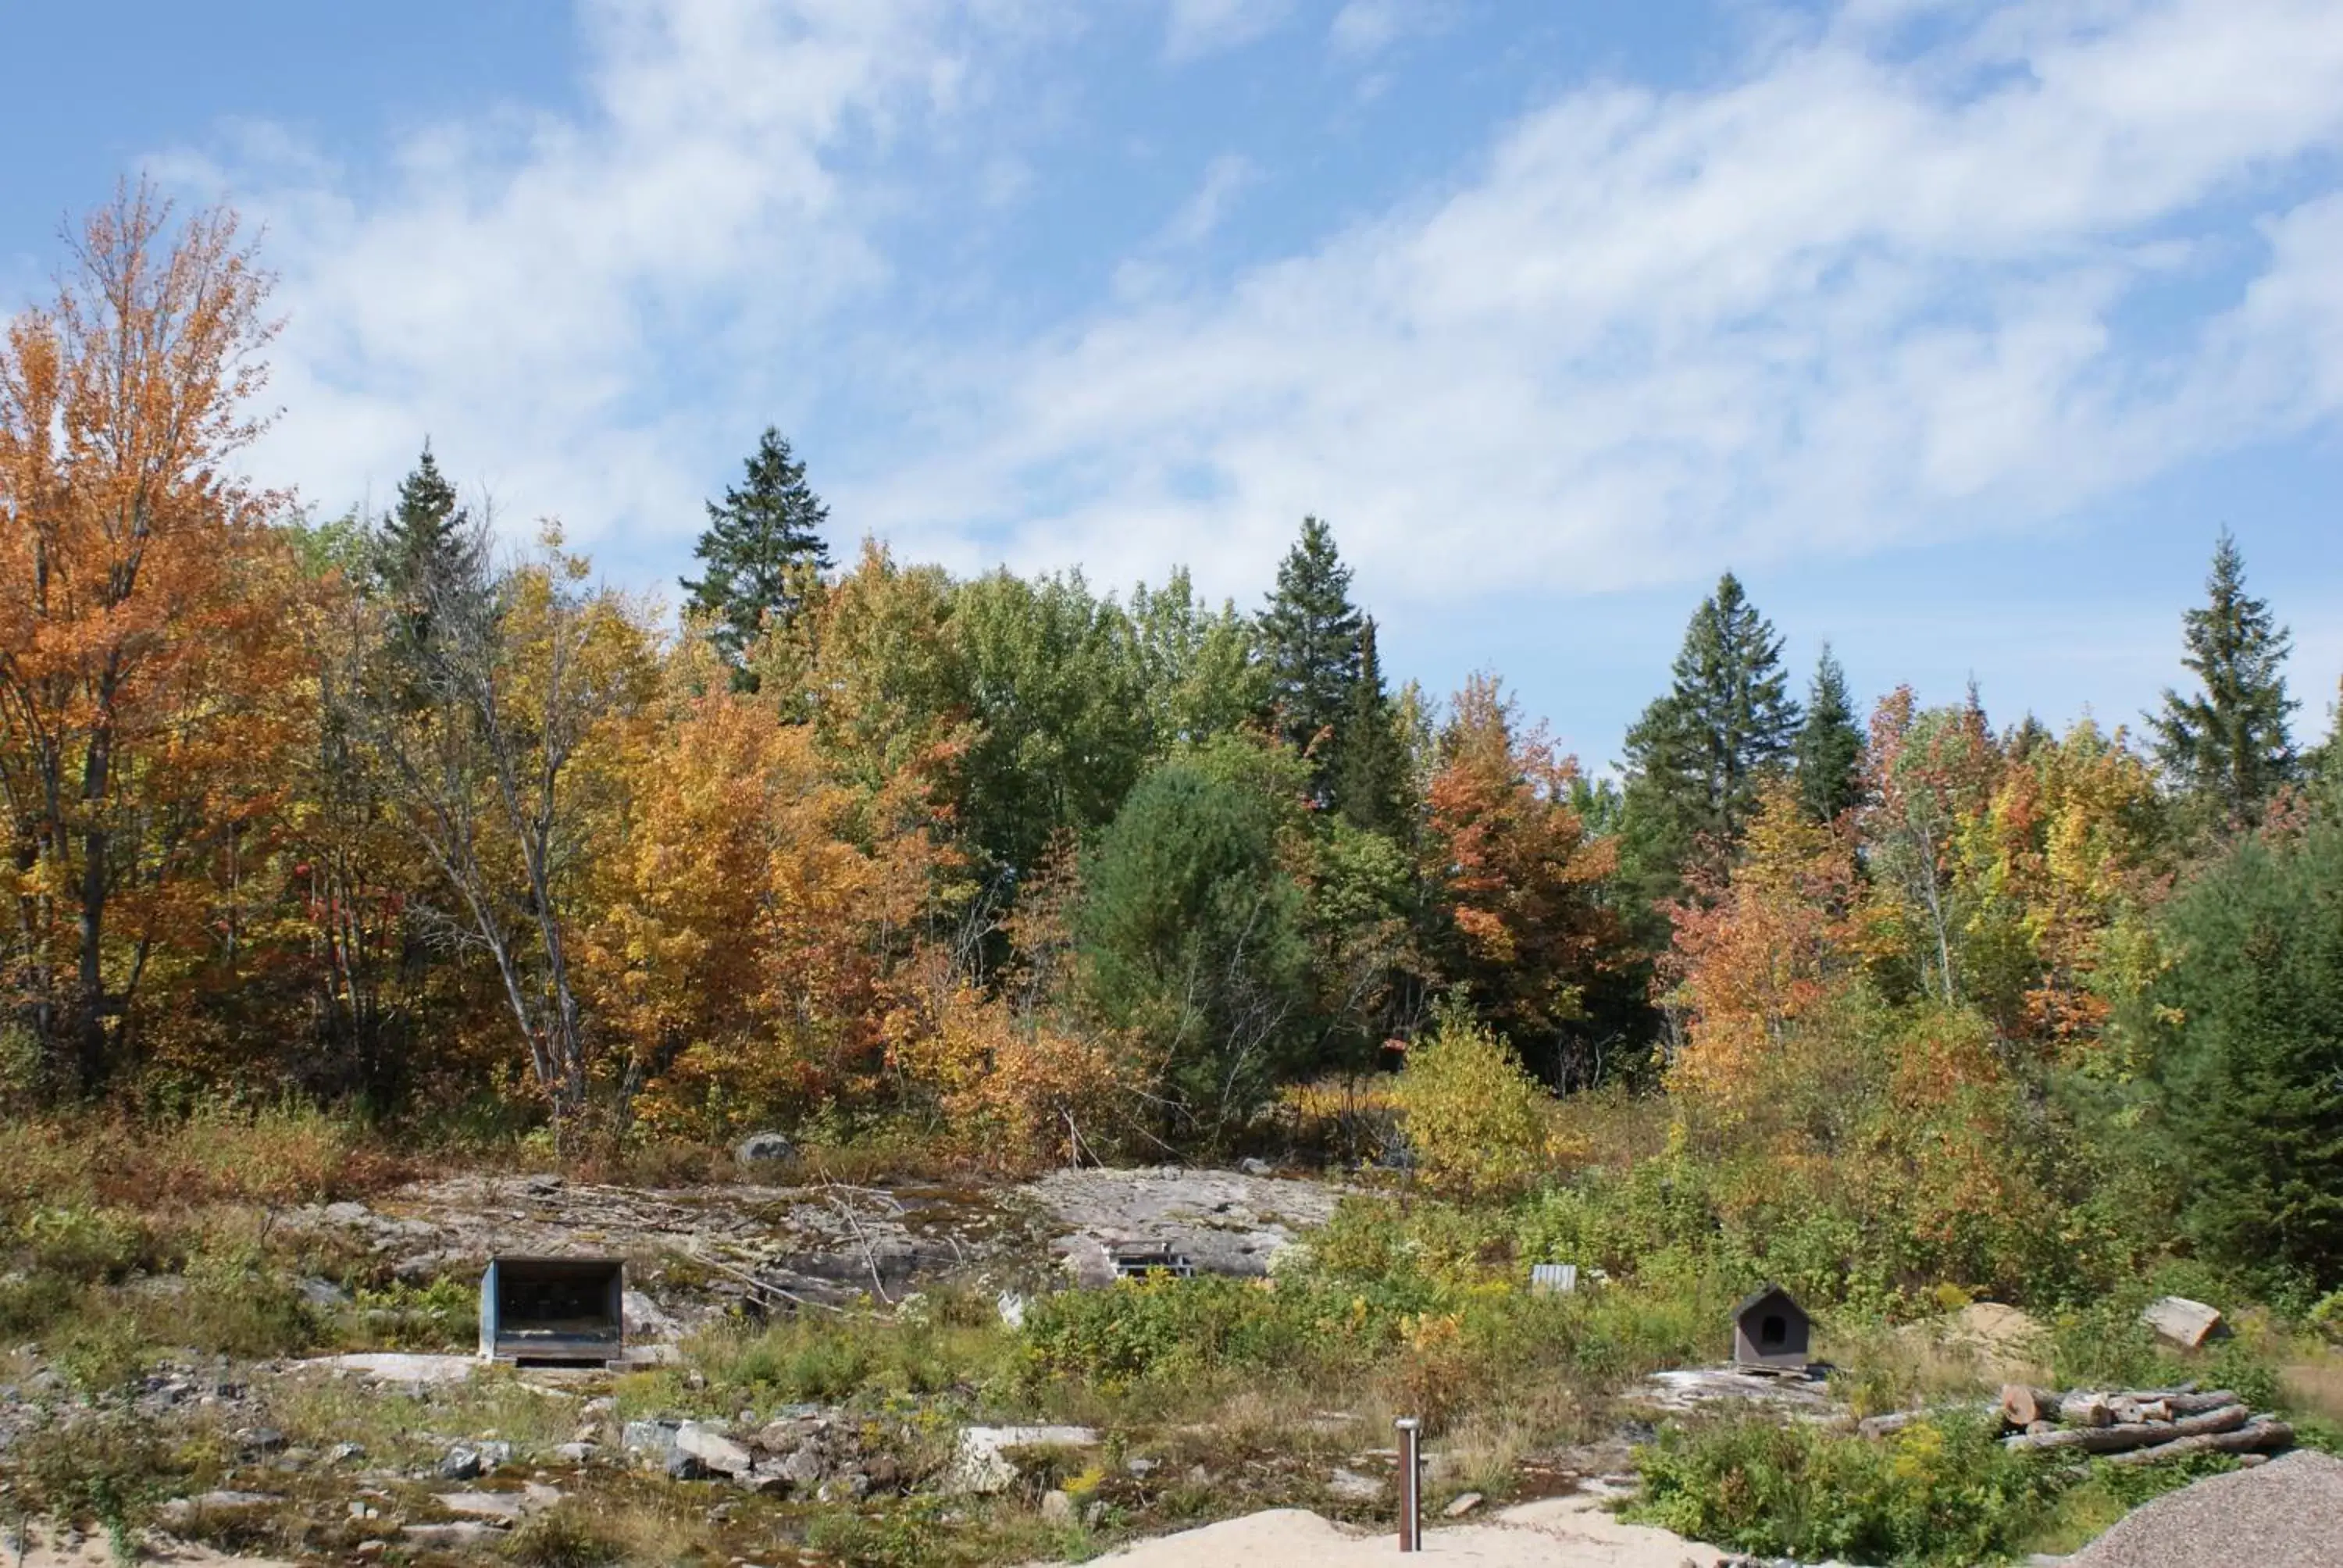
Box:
[682,427,833,690]
[373,443,485,674]
[1617,572,1801,914]
[1334,617,1410,836]
[2151,529,2297,827]
[1792,643,1863,823]
[1258,515,1364,806]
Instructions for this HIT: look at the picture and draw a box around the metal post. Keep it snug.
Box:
[1394,1417,1422,1551]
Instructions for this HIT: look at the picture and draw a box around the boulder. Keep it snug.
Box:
[676,1420,755,1478]
[736,1131,795,1164]
[947,1425,1100,1495]
[2142,1295,2226,1350]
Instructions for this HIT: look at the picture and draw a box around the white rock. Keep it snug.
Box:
[676,1420,756,1477]
[947,1426,1100,1495]
[2141,1295,2225,1350]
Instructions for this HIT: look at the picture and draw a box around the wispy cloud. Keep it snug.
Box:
[157,0,1061,572]
[1328,0,1453,60]
[148,0,2343,632]
[854,0,2343,608]
[1163,0,1297,64]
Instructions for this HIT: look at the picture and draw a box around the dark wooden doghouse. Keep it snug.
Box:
[479,1256,625,1365]
[1730,1283,1810,1369]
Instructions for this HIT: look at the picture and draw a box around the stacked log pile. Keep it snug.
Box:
[1856,1382,2294,1466]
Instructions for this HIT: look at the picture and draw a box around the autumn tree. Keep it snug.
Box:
[353,524,655,1133]
[1420,675,1617,1078]
[1857,686,2002,1008]
[1659,779,1857,1114]
[682,427,833,690]
[2151,529,2297,827]
[0,185,287,1093]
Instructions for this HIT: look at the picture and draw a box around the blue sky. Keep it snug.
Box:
[7,0,2341,768]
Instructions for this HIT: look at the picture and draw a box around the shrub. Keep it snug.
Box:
[1393,1010,1558,1197]
[1628,1413,2058,1566]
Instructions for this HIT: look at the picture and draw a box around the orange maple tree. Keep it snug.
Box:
[0,184,288,1093]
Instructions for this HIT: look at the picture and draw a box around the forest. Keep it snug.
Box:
[5,185,2343,1566]
[6,187,2343,1305]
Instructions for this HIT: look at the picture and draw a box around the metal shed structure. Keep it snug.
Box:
[479,1256,625,1365]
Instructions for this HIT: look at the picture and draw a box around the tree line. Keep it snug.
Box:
[4,190,2340,1286]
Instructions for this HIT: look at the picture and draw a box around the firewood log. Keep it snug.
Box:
[2002,1402,2249,1454]
[2098,1418,2292,1467]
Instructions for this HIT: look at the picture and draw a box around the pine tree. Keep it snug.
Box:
[373,442,484,671]
[682,427,833,690]
[1617,572,1801,913]
[1793,644,1863,823]
[2150,529,2296,825]
[1258,515,1364,805]
[1334,617,1409,835]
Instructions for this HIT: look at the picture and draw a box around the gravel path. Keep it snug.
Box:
[2068,1450,2343,1568]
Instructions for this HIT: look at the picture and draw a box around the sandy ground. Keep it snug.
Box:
[1028,1498,1724,1566]
[5,1531,291,1568]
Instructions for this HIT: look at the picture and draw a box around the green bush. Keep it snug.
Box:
[1628,1413,2059,1566]
[1393,1010,1557,1198]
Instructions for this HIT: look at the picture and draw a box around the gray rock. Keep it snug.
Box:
[329,1441,366,1464]
[437,1445,485,1481]
[623,1419,682,1461]
[1040,1489,1076,1523]
[778,1445,826,1488]
[1327,1466,1382,1502]
[237,1425,288,1455]
[298,1277,351,1307]
[435,1491,529,1520]
[1239,1157,1274,1177]
[736,1131,795,1164]
[402,1523,501,1547]
[1444,1491,1485,1516]
[155,1491,281,1529]
[555,1441,597,1463]
[676,1420,755,1477]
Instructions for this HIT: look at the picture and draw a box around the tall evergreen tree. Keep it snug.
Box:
[682,427,833,690]
[1793,643,1863,823]
[1258,515,1364,804]
[373,443,486,675]
[1617,572,1801,912]
[1334,617,1409,835]
[2150,529,2296,826]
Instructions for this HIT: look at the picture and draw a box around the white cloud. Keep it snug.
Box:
[848,0,2343,608]
[1163,0,1296,63]
[1163,154,1258,249]
[148,0,2343,627]
[162,0,1058,569]
[1328,0,1452,60]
